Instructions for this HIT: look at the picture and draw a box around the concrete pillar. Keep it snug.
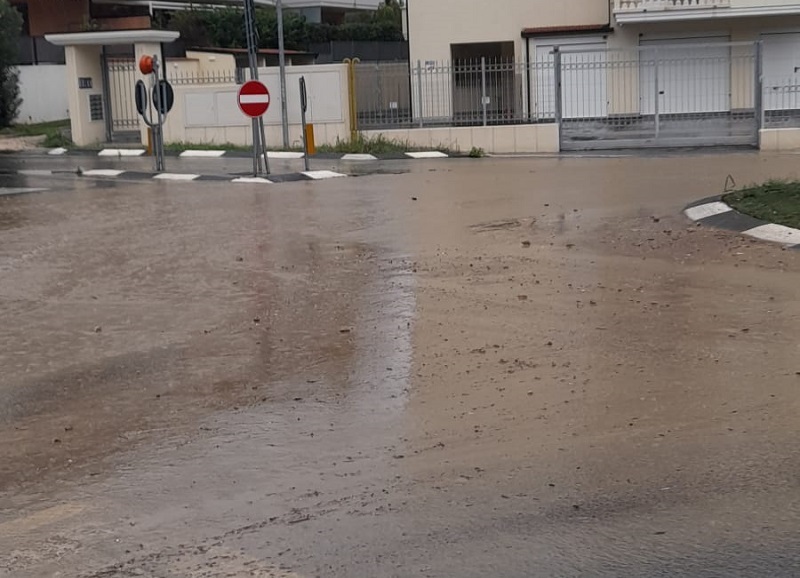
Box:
[64,44,106,146]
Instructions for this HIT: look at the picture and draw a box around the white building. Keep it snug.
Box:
[402,0,800,149]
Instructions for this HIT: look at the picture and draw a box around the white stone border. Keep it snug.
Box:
[179,150,226,158]
[341,154,378,161]
[683,201,733,222]
[82,169,126,177]
[743,223,800,245]
[44,149,454,160]
[98,149,146,157]
[406,151,449,159]
[268,151,305,159]
[232,177,273,184]
[153,173,201,181]
[66,169,347,184]
[684,199,800,248]
[302,170,347,180]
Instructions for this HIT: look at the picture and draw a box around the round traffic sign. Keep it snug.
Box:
[238,80,270,118]
[153,79,175,115]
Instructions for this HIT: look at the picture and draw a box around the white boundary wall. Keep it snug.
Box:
[158,63,350,148]
[16,65,69,124]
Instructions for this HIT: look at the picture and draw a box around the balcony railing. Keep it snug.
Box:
[613,0,730,12]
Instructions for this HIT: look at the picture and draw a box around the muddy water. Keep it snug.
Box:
[1,153,800,577]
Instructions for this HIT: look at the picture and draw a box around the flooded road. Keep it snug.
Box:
[1,152,800,577]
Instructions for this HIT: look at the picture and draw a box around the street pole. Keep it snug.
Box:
[276,0,290,149]
[244,0,269,175]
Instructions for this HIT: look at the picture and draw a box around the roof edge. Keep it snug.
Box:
[521,24,613,39]
[45,30,180,46]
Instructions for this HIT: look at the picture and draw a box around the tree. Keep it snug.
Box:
[164,2,404,51]
[0,0,22,127]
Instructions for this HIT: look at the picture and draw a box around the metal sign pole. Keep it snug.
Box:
[300,76,310,171]
[243,0,270,176]
[258,117,270,175]
[153,56,165,172]
[276,0,290,149]
[135,55,173,174]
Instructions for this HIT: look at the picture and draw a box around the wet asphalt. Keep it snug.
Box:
[1,150,800,577]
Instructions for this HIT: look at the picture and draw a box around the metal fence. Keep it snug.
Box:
[355,61,413,128]
[354,41,800,149]
[168,69,240,85]
[104,57,139,136]
[556,41,760,149]
[763,76,800,128]
[356,59,555,130]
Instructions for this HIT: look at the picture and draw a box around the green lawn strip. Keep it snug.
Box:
[0,119,72,148]
[315,134,454,155]
[723,180,800,229]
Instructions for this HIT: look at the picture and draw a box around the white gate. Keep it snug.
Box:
[535,40,607,120]
[556,41,760,150]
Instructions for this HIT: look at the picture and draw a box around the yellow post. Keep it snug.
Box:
[305,124,316,155]
[344,58,360,141]
[146,127,153,156]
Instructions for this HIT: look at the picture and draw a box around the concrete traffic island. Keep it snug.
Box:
[684,184,800,248]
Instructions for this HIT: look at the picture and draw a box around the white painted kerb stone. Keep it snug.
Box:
[153,173,200,181]
[98,149,145,157]
[743,223,800,245]
[406,151,448,159]
[302,170,346,180]
[82,169,125,177]
[684,202,733,222]
[180,150,226,158]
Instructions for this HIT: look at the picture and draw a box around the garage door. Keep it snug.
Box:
[640,36,731,115]
[532,37,607,120]
[762,32,800,111]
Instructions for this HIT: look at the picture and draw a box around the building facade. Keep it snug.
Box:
[401,0,800,149]
[407,0,800,64]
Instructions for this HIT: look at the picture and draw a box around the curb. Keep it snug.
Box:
[14,168,347,184]
[683,195,800,248]
[46,148,453,161]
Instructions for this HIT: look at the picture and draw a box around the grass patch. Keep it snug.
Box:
[724,180,800,229]
[0,119,69,137]
[42,131,72,148]
[316,133,454,155]
[0,119,72,148]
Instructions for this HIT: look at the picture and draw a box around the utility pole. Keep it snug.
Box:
[276,0,290,149]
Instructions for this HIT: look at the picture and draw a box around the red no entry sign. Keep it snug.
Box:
[238,80,271,118]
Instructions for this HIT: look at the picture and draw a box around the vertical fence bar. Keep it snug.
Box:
[481,56,488,127]
[654,50,660,139]
[416,60,423,128]
[754,40,764,137]
[553,47,563,131]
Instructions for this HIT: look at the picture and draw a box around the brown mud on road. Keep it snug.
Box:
[2,153,800,577]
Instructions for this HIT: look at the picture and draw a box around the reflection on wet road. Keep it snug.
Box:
[1,152,800,577]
